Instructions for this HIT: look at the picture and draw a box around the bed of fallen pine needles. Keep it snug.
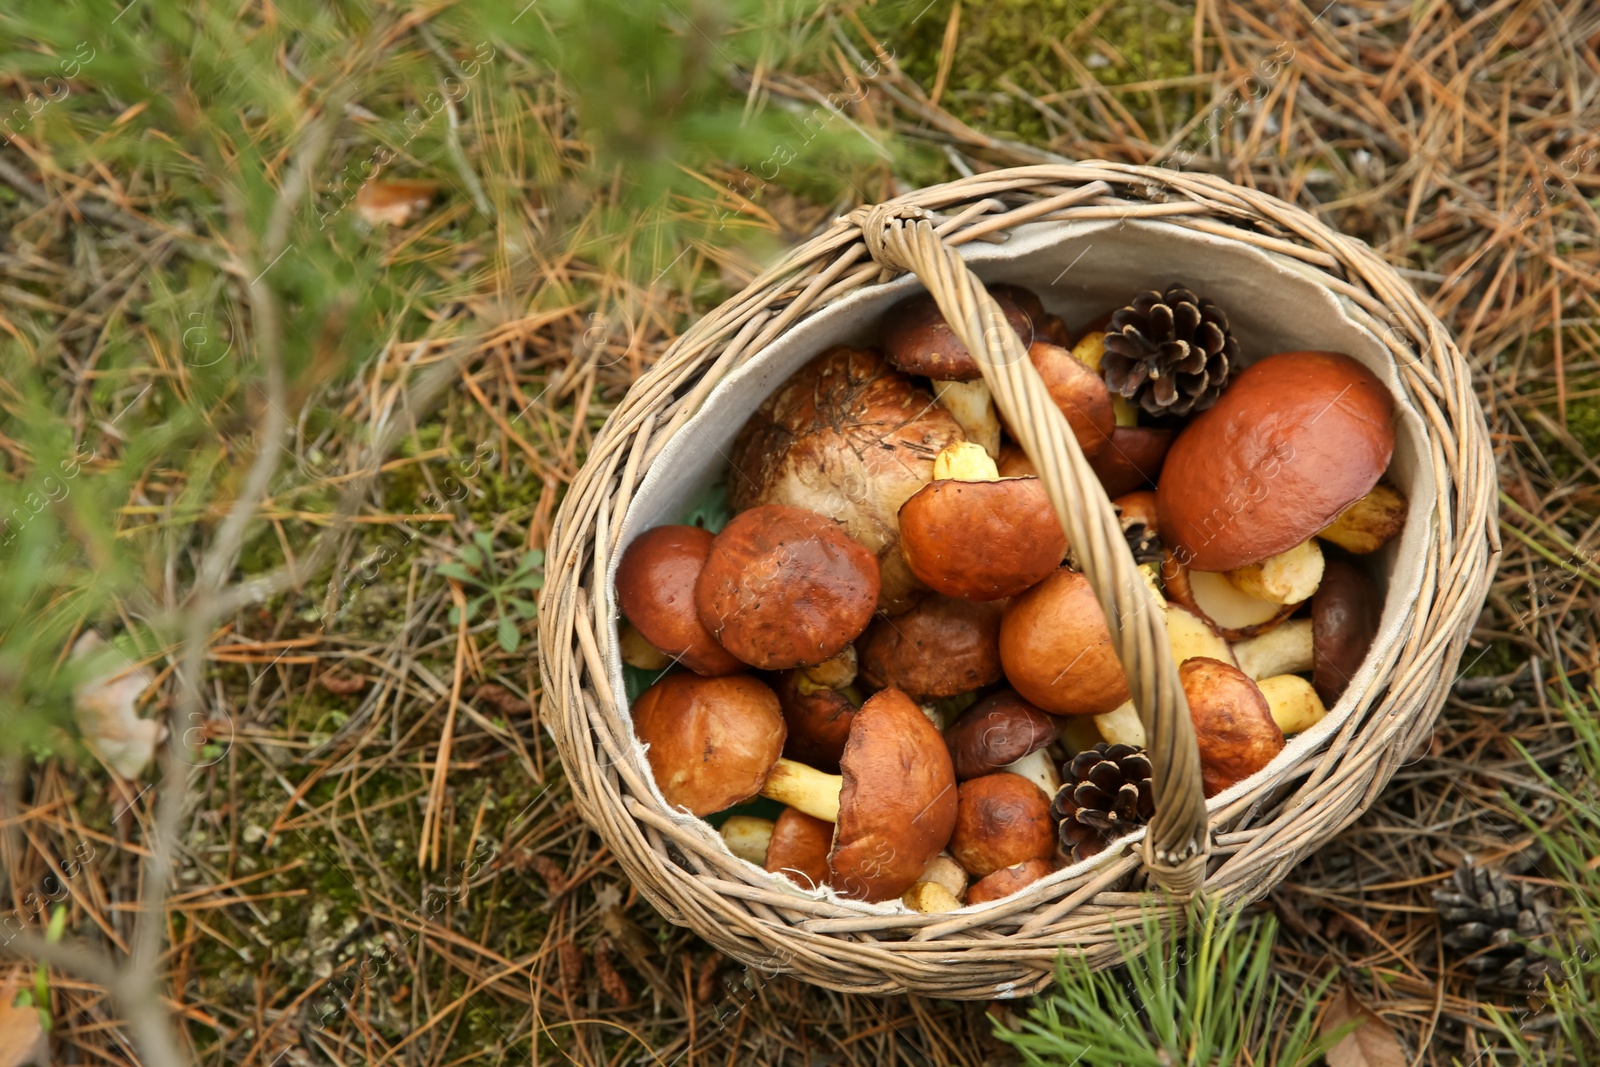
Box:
[1,0,1598,1064]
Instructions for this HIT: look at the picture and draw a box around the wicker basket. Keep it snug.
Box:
[537,163,1497,998]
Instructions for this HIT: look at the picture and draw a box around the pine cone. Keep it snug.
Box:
[1433,860,1561,988]
[1102,286,1237,417]
[1050,743,1154,863]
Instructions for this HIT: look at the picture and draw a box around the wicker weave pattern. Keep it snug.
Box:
[537,164,1498,998]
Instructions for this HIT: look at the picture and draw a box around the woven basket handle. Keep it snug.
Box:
[855,203,1209,894]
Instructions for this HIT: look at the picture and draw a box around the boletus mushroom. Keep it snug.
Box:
[948,772,1056,878]
[999,340,1116,459]
[1163,549,1298,642]
[856,592,1004,701]
[773,668,859,774]
[719,815,775,864]
[944,691,1061,795]
[879,285,1047,458]
[1156,351,1396,573]
[1089,427,1177,498]
[695,504,879,670]
[615,525,744,676]
[1311,557,1382,704]
[1179,657,1285,797]
[898,442,1068,600]
[901,853,970,912]
[763,807,835,891]
[632,673,786,816]
[967,858,1053,905]
[727,346,966,614]
[999,568,1131,717]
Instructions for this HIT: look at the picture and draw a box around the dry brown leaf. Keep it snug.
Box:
[1322,987,1407,1067]
[355,179,438,226]
[0,973,50,1067]
[71,632,164,780]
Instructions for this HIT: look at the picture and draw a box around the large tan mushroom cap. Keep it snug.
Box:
[695,505,879,670]
[727,347,965,614]
[1157,351,1395,572]
[1179,657,1284,797]
[632,673,786,816]
[615,525,744,677]
[857,594,1004,701]
[829,688,958,902]
[948,773,1056,878]
[763,807,834,891]
[879,284,1045,381]
[999,568,1131,716]
[898,477,1067,600]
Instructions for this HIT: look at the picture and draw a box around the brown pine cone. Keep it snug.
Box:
[1434,859,1562,988]
[1101,286,1237,417]
[1050,743,1154,863]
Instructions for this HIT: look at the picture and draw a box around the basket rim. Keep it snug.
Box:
[536,162,1499,998]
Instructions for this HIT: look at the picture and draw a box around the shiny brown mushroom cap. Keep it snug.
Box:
[727,347,965,614]
[944,691,1060,781]
[1179,657,1284,798]
[898,477,1067,600]
[1312,557,1382,705]
[829,688,958,902]
[773,670,859,775]
[947,772,1056,878]
[879,285,1044,381]
[1017,341,1116,459]
[1157,351,1396,572]
[615,525,744,677]
[695,504,880,670]
[857,595,1004,701]
[999,568,1131,716]
[1090,427,1176,499]
[763,807,835,891]
[631,673,786,816]
[967,858,1054,906]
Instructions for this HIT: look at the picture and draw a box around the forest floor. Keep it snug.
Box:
[1,0,1598,1064]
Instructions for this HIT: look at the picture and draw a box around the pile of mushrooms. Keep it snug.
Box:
[615,283,1404,911]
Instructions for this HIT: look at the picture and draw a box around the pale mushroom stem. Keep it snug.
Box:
[1231,619,1314,680]
[719,816,775,865]
[1001,748,1060,795]
[1318,483,1407,553]
[932,441,1000,483]
[932,380,1001,459]
[1093,701,1147,749]
[799,645,858,690]
[618,621,671,671]
[761,758,842,822]
[1225,539,1325,605]
[902,881,962,913]
[900,853,968,912]
[1259,674,1328,734]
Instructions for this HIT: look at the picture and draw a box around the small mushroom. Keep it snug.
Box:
[631,673,786,816]
[944,691,1061,794]
[1089,427,1177,498]
[1004,340,1116,459]
[999,568,1130,717]
[1231,619,1314,679]
[879,285,1046,457]
[948,772,1056,878]
[1312,558,1382,704]
[727,346,966,614]
[897,442,1067,600]
[719,815,774,865]
[967,858,1053,905]
[901,853,970,912]
[1225,539,1325,605]
[1157,351,1396,572]
[695,504,880,670]
[857,592,1004,701]
[1257,674,1328,735]
[1319,483,1407,554]
[763,807,835,891]
[616,525,744,676]
[1180,657,1285,797]
[773,669,859,774]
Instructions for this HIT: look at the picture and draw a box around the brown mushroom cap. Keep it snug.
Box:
[1157,351,1396,572]
[1179,657,1284,797]
[1312,557,1382,705]
[763,807,835,891]
[944,691,1060,781]
[967,858,1054,905]
[632,673,786,816]
[615,525,745,677]
[997,443,1036,478]
[1089,427,1176,499]
[1011,341,1116,459]
[728,347,965,614]
[829,688,959,901]
[947,773,1056,878]
[898,476,1067,600]
[857,595,1004,701]
[999,568,1131,716]
[695,504,879,670]
[879,285,1045,381]
[773,670,859,774]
